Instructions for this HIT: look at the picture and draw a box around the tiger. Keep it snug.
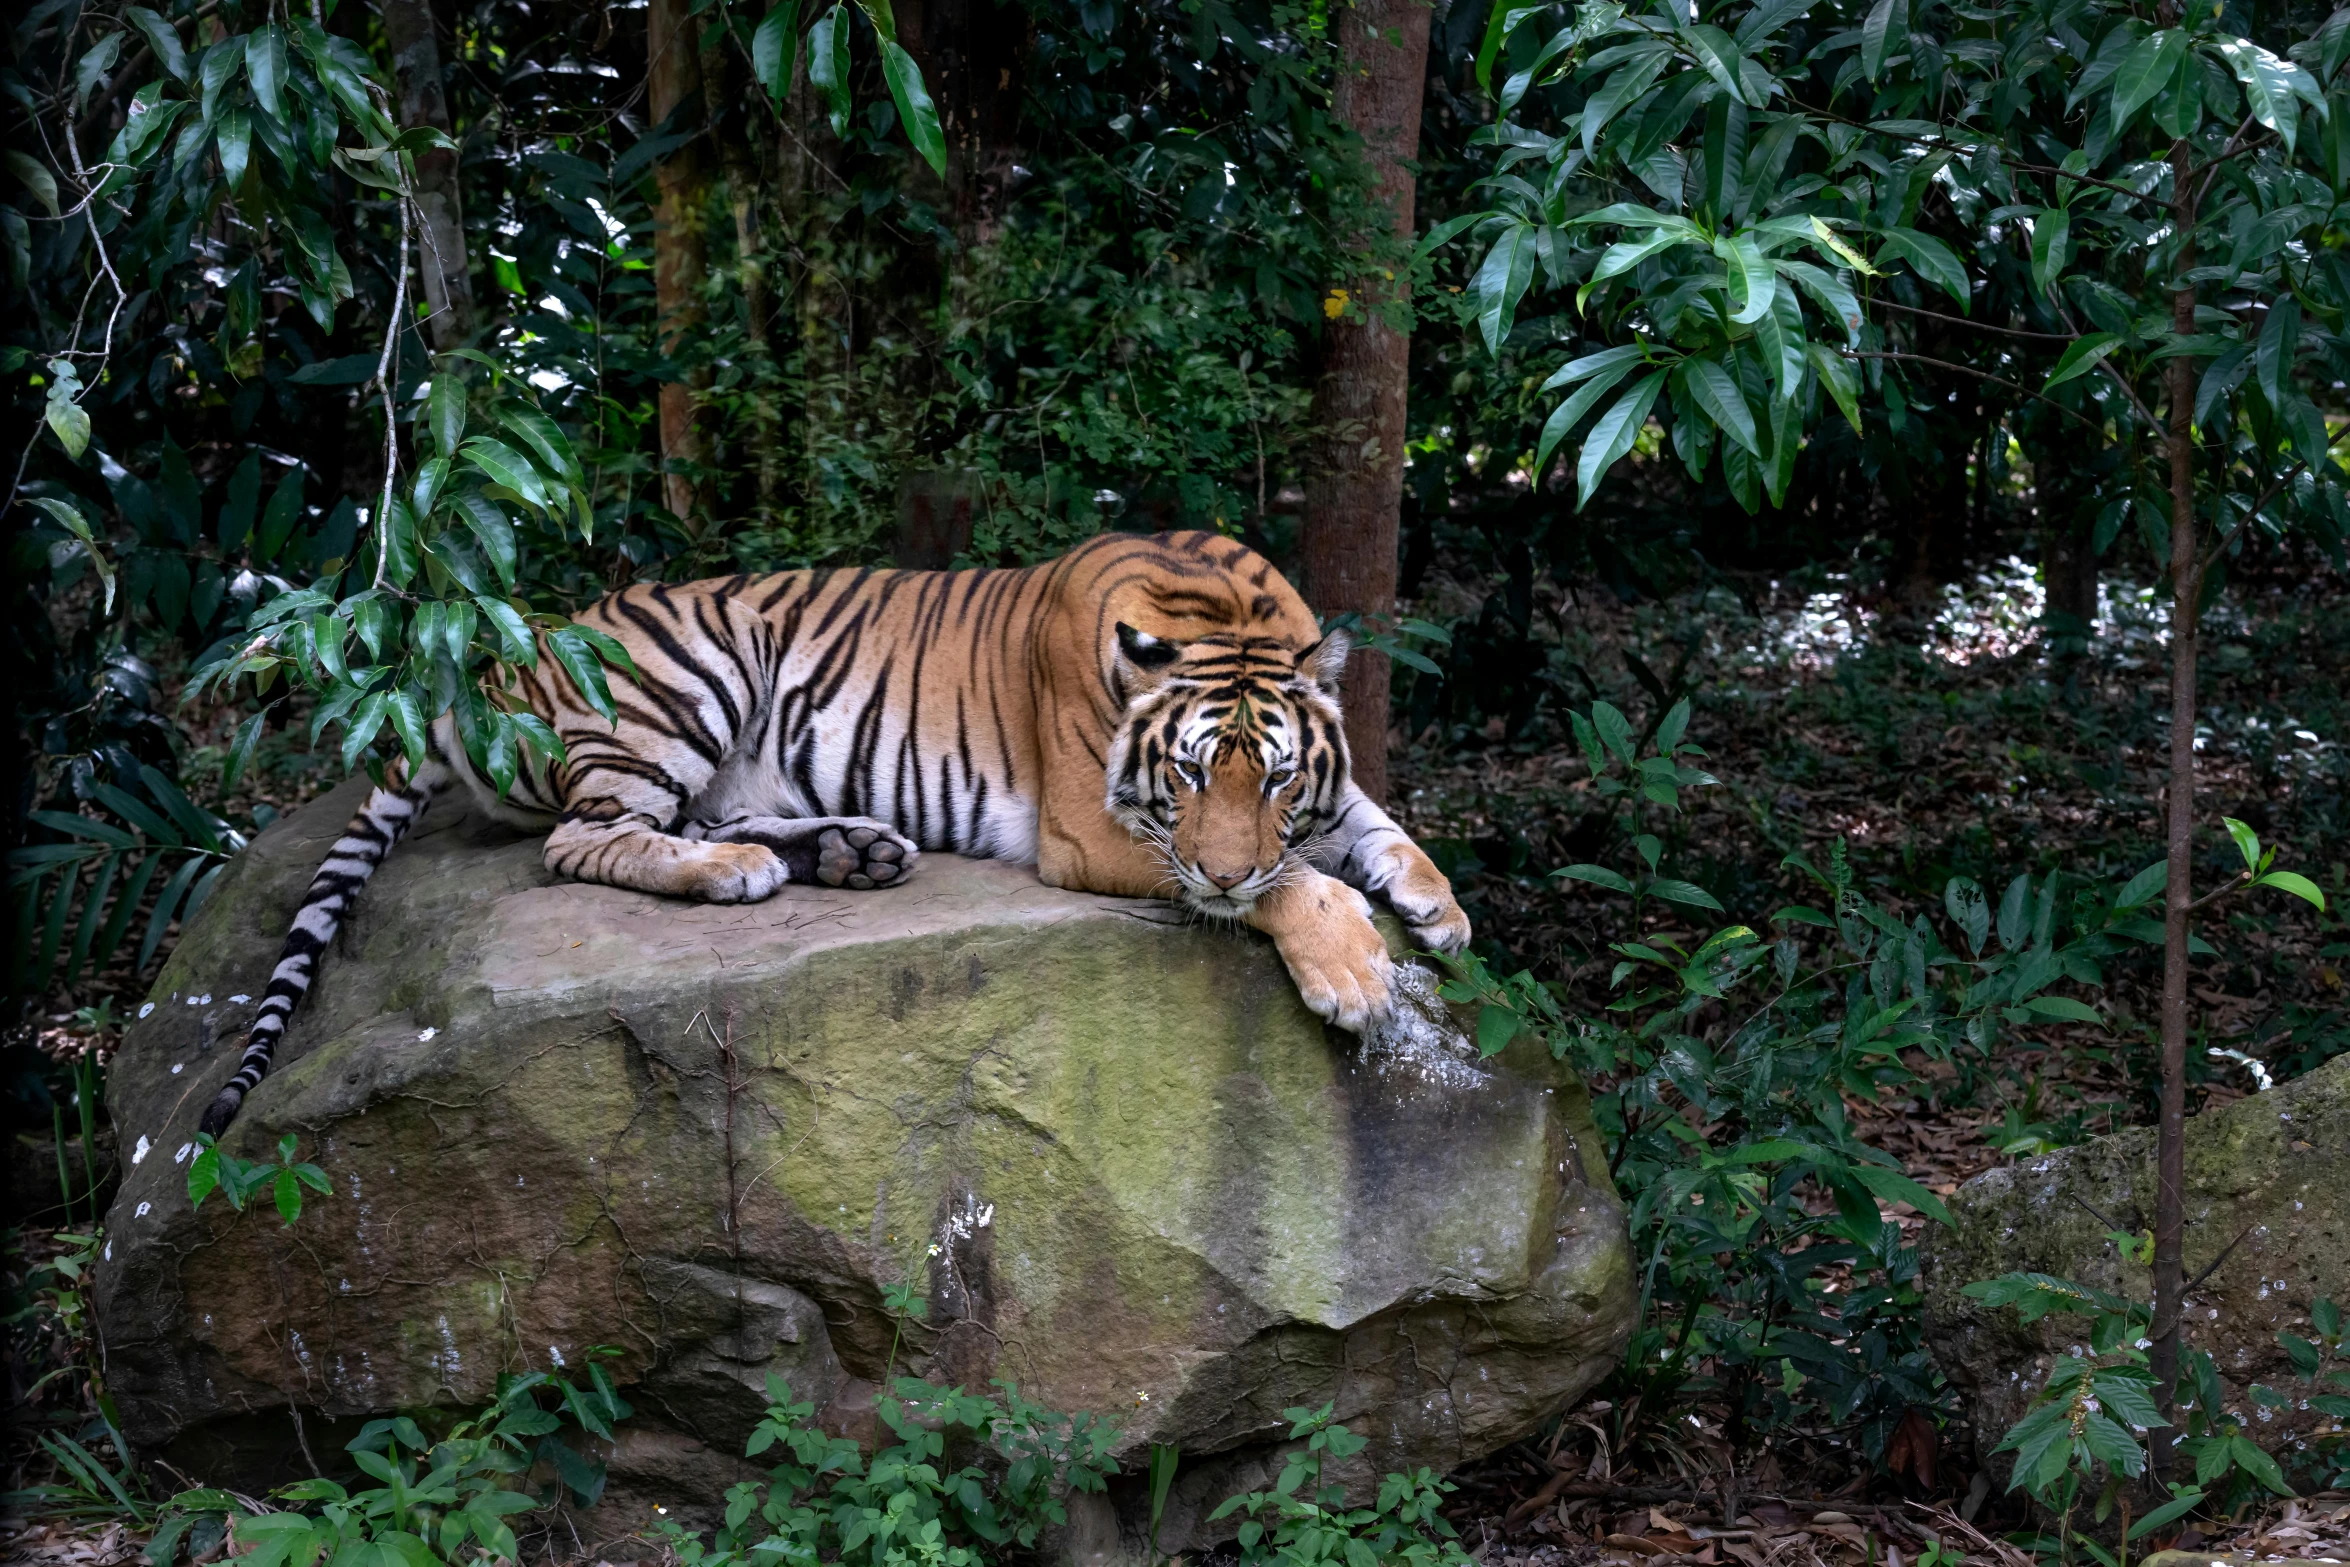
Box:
[199,530,1472,1135]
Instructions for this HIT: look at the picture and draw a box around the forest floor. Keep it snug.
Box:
[1392,553,2350,1198]
[8,556,2350,1567]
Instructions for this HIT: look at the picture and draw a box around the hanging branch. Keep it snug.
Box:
[372,186,415,592]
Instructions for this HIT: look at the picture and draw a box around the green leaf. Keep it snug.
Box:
[1860,0,1906,82]
[1553,863,1635,894]
[1587,227,1698,291]
[1539,343,1649,393]
[2228,1432,2294,1496]
[199,34,246,122]
[2045,333,2122,390]
[455,493,519,591]
[247,26,288,119]
[2218,39,2316,157]
[429,374,467,457]
[2223,816,2262,872]
[1683,25,1749,106]
[2128,1489,2206,1541]
[2256,297,2300,411]
[1475,1004,1520,1058]
[380,497,420,588]
[1576,369,1667,510]
[1844,1161,1953,1226]
[2029,208,2071,299]
[1809,343,1863,435]
[1647,879,1724,912]
[1945,876,1989,954]
[385,690,428,769]
[4,150,59,217]
[274,1167,304,1225]
[29,497,113,610]
[2111,30,2187,129]
[45,385,92,460]
[1532,361,1641,478]
[808,7,851,137]
[462,437,551,511]
[1475,3,1543,95]
[2251,871,2326,910]
[752,0,802,101]
[1682,356,1760,456]
[476,597,538,667]
[1715,232,1776,325]
[1473,224,1539,353]
[2114,860,2167,910]
[497,404,583,487]
[879,40,946,177]
[2023,995,2105,1026]
[548,628,619,725]
[1877,227,1968,310]
[128,7,189,81]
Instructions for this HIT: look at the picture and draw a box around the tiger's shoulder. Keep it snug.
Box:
[1045,530,1317,644]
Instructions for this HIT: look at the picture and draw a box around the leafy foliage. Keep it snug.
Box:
[1962,1274,2347,1559]
[145,1352,635,1567]
[1434,695,2252,1465]
[186,1131,331,1225]
[1447,0,2350,578]
[1209,1403,1473,1567]
[9,767,247,1001]
[662,1375,1119,1567]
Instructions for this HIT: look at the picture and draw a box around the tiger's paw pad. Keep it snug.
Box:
[816,825,917,889]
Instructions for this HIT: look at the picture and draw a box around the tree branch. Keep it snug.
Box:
[1872,299,2074,342]
[1842,351,2103,431]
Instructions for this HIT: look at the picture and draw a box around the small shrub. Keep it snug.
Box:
[663,1375,1118,1567]
[1209,1403,1472,1567]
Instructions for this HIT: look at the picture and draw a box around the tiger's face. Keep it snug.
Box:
[1103,623,1352,917]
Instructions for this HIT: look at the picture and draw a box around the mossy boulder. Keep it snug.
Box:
[1918,1054,2350,1470]
[93,778,1635,1550]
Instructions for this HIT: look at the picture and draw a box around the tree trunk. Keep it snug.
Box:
[2151,134,2200,1444]
[649,0,711,528]
[1299,0,1431,808]
[700,38,780,515]
[381,0,472,348]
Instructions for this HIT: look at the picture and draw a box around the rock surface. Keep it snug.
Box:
[1919,1052,2350,1469]
[94,778,1635,1551]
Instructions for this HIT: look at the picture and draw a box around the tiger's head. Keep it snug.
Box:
[1103,622,1352,917]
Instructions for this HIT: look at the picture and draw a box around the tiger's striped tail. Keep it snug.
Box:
[199,764,454,1136]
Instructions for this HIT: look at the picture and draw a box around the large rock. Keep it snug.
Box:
[93,779,1634,1551]
[1919,1053,2350,1467]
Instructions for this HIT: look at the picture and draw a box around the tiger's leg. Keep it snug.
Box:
[1317,784,1472,953]
[544,766,790,903]
[680,815,919,890]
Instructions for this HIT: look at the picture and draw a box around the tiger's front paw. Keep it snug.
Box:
[1251,871,1394,1034]
[1370,846,1473,953]
[693,843,790,903]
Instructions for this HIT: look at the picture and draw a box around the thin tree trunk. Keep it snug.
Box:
[701,40,781,515]
[649,0,711,528]
[381,0,472,348]
[2151,134,2199,1437]
[1300,0,1431,808]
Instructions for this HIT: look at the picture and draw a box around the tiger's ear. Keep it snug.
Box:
[1297,629,1350,696]
[1114,622,1184,685]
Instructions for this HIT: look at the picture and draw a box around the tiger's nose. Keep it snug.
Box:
[1202,865,1249,890]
